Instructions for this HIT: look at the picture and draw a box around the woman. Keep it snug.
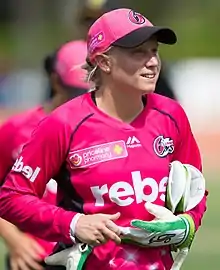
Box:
[79,0,177,100]
[0,9,207,270]
[0,40,89,270]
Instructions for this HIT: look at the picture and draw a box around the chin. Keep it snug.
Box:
[135,81,156,93]
[138,86,156,95]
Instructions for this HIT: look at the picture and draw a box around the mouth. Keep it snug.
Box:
[140,74,156,79]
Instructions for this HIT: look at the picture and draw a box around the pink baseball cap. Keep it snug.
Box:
[54,40,89,90]
[87,8,177,62]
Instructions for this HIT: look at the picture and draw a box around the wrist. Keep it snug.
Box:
[177,214,195,249]
[55,211,81,244]
[70,213,85,243]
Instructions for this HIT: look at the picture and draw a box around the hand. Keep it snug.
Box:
[4,226,45,270]
[121,202,195,249]
[75,213,121,246]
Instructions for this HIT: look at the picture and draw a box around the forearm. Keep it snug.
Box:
[0,218,20,239]
[186,193,207,230]
[0,190,76,244]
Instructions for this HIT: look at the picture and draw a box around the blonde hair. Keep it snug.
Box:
[82,47,113,88]
[82,59,100,86]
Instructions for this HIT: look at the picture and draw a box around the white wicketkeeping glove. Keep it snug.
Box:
[166,161,205,214]
[45,243,92,270]
[120,202,195,248]
[120,161,205,270]
[169,161,206,270]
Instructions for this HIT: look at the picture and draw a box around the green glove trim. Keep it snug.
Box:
[131,218,186,233]
[177,214,195,250]
[76,244,93,270]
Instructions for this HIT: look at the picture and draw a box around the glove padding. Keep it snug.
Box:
[166,161,205,214]
[45,243,92,270]
[121,202,195,249]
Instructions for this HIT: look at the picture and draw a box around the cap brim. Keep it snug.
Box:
[113,26,177,48]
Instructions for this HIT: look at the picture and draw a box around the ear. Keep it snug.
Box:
[95,54,111,73]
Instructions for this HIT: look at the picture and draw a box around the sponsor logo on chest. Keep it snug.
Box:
[12,156,40,182]
[69,140,128,168]
[91,171,168,207]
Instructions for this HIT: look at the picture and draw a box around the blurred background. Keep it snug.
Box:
[0,0,219,269]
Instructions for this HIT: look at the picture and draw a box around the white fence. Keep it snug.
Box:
[169,59,220,133]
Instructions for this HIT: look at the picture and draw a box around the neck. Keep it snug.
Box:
[95,84,144,123]
[43,95,68,114]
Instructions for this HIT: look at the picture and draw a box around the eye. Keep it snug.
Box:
[151,47,158,54]
[132,48,146,55]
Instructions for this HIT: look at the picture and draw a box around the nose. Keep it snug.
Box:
[145,52,160,69]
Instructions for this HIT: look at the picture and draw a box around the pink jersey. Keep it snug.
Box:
[0,93,207,270]
[0,106,57,255]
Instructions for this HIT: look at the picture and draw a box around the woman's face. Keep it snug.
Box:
[107,38,161,94]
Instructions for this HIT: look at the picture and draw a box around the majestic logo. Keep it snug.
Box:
[12,156,41,182]
[69,140,128,168]
[91,171,168,207]
[128,10,146,25]
[126,136,141,148]
[153,135,174,158]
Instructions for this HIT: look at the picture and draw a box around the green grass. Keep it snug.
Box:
[0,240,6,267]
[0,174,218,269]
[180,174,220,269]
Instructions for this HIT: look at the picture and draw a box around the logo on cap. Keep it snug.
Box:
[88,31,105,54]
[128,10,146,25]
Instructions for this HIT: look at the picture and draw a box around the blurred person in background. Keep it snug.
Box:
[78,0,176,100]
[0,8,207,270]
[0,40,89,270]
